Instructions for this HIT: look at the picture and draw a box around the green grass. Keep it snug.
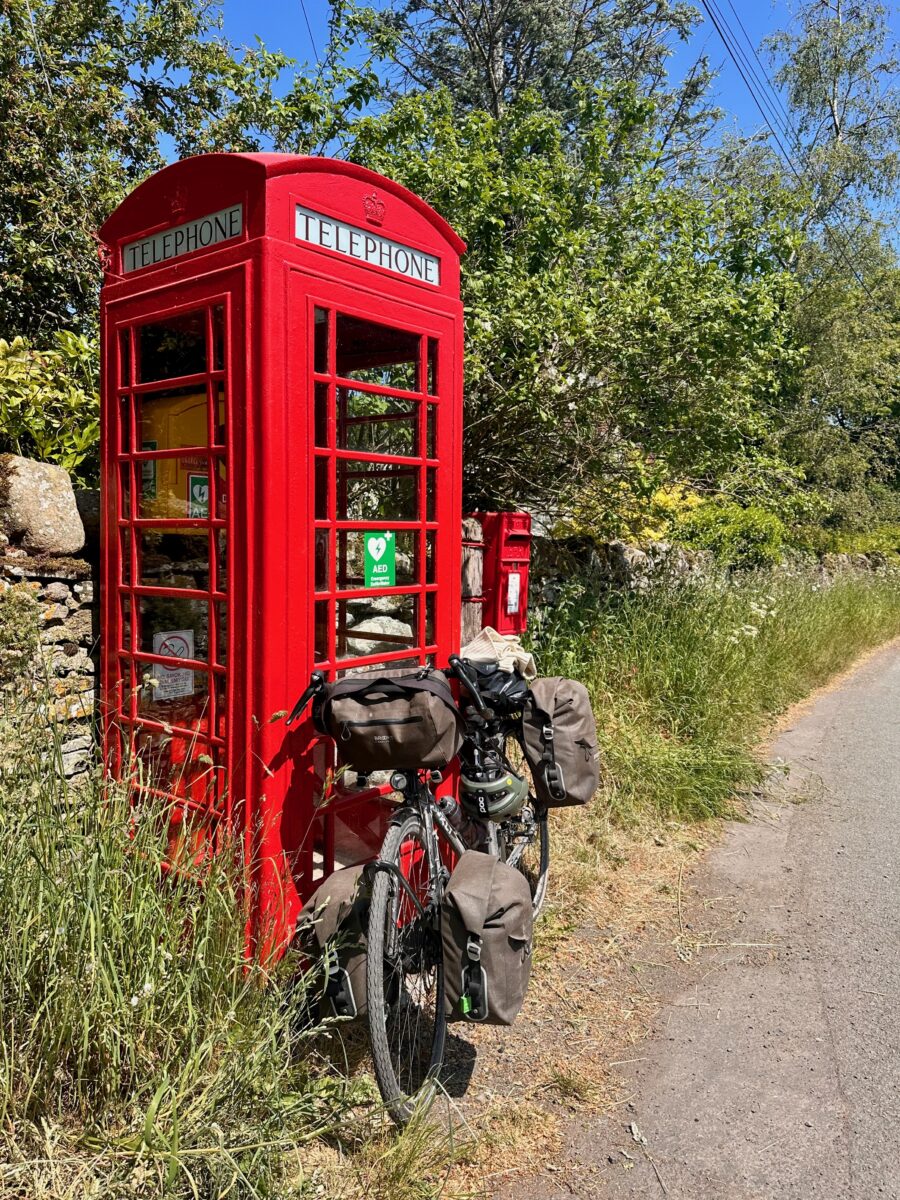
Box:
[2,563,900,1197]
[0,589,365,1199]
[531,565,900,823]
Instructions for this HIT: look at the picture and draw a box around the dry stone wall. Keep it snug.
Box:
[0,554,98,780]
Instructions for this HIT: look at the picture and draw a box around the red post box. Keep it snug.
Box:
[473,511,532,636]
[98,154,465,951]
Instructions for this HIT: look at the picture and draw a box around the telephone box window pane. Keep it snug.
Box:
[119,594,133,649]
[213,458,227,520]
[137,669,211,729]
[426,468,436,521]
[138,311,207,382]
[315,457,329,520]
[426,405,436,459]
[138,456,209,521]
[337,656,427,678]
[138,530,210,592]
[315,600,329,661]
[336,595,417,660]
[213,602,227,668]
[119,396,132,454]
[425,592,436,644]
[337,530,417,589]
[337,389,418,457]
[119,528,132,585]
[425,532,436,583]
[315,530,329,591]
[212,305,225,371]
[213,385,226,447]
[139,595,209,662]
[315,382,330,447]
[140,386,208,450]
[427,338,438,395]
[119,463,131,519]
[314,308,329,374]
[337,461,418,522]
[119,330,132,386]
[133,726,215,800]
[336,314,420,391]
[213,531,227,594]
[213,676,227,740]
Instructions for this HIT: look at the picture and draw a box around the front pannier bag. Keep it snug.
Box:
[522,677,600,807]
[316,668,465,772]
[442,851,533,1025]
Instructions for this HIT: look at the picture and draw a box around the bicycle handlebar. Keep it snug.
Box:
[285,669,326,725]
[448,654,491,719]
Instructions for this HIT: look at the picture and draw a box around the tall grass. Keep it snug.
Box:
[531,565,900,823]
[0,591,362,1199]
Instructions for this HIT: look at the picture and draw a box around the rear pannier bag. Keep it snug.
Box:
[522,677,600,808]
[294,865,369,1019]
[441,850,533,1025]
[316,668,465,772]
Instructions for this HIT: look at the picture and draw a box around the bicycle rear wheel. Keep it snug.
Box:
[366,809,446,1125]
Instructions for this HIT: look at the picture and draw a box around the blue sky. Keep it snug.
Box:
[221,0,795,136]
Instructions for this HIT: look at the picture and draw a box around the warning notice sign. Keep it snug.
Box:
[151,629,195,700]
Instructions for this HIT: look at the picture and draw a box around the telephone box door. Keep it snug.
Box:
[277,273,461,893]
[101,271,246,858]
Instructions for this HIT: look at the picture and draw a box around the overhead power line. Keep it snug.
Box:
[699,0,894,319]
[299,0,320,64]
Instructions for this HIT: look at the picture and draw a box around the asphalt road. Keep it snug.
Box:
[520,640,900,1200]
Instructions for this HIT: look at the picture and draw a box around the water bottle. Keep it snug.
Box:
[437,793,464,830]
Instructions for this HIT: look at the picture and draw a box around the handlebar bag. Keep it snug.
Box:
[316,668,465,771]
[521,677,601,807]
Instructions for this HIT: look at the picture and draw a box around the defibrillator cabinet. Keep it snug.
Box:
[98,154,465,950]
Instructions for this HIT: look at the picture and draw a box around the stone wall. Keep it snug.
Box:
[0,554,98,780]
[1,455,97,781]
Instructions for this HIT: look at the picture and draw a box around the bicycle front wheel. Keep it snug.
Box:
[366,809,447,1125]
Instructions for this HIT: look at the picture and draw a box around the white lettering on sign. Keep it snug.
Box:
[123,205,243,273]
[295,205,441,287]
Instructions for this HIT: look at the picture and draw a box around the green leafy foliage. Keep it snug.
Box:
[350,86,804,517]
[0,332,99,481]
[0,0,292,339]
[675,500,786,569]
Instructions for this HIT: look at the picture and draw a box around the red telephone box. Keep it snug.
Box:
[98,153,465,950]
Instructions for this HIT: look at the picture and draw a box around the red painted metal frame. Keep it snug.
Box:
[99,154,465,954]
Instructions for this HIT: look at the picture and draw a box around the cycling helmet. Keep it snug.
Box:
[459,766,529,821]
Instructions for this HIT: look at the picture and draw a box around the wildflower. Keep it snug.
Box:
[741,624,759,638]
[130,994,139,1007]
[142,979,153,996]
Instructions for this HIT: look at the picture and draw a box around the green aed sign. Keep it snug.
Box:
[364,531,396,588]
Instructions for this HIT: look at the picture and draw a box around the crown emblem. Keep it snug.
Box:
[170,186,188,219]
[363,192,386,225]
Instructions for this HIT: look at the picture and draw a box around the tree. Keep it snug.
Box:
[765,0,900,227]
[0,0,290,341]
[350,86,803,521]
[346,0,718,167]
